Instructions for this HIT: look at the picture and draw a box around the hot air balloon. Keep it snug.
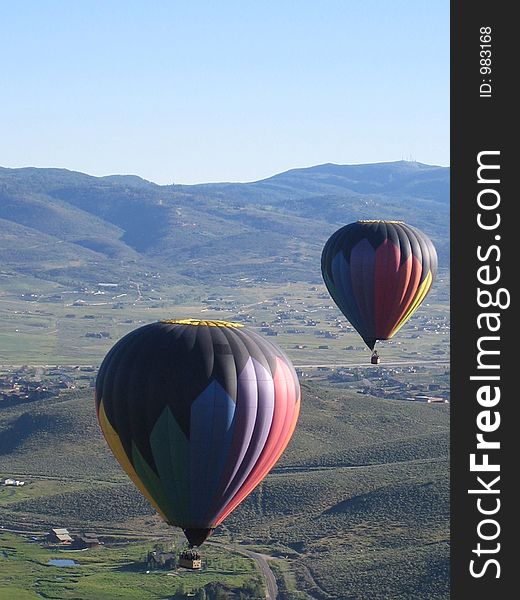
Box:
[95,319,300,548]
[321,220,437,361]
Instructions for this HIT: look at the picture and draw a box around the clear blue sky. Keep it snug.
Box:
[1,1,449,184]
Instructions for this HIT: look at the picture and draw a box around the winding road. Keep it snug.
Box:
[208,541,278,600]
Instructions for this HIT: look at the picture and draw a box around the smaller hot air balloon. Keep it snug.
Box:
[321,220,437,361]
[95,319,300,548]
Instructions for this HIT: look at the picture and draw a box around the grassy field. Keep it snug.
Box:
[0,531,260,600]
[1,381,449,599]
[0,271,449,367]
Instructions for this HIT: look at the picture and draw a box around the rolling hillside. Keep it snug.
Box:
[0,382,449,599]
[0,161,449,290]
[0,161,450,598]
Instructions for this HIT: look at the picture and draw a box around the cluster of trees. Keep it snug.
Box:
[187,580,264,600]
[144,542,177,571]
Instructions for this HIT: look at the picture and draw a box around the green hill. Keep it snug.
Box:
[0,382,449,599]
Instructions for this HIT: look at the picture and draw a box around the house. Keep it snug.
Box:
[72,533,101,549]
[415,395,448,404]
[3,478,25,486]
[47,528,73,545]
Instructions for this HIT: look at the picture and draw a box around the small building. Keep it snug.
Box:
[72,533,101,549]
[47,528,73,545]
[178,550,202,570]
[3,478,25,486]
[415,395,448,404]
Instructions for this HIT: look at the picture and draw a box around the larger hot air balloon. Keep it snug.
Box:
[321,220,437,357]
[95,319,300,547]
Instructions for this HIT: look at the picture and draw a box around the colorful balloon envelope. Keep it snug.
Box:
[95,319,300,547]
[321,220,437,350]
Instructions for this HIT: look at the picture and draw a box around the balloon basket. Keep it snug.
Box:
[370,352,380,365]
[178,549,202,570]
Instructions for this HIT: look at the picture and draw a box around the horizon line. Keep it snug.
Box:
[0,158,451,187]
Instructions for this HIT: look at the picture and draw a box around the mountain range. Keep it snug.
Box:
[0,161,449,290]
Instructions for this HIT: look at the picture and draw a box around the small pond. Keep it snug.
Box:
[47,558,78,567]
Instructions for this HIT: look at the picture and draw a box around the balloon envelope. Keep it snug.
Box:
[321,220,437,349]
[95,319,300,546]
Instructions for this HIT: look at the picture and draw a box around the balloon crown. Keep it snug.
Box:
[357,219,405,224]
[160,318,244,328]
